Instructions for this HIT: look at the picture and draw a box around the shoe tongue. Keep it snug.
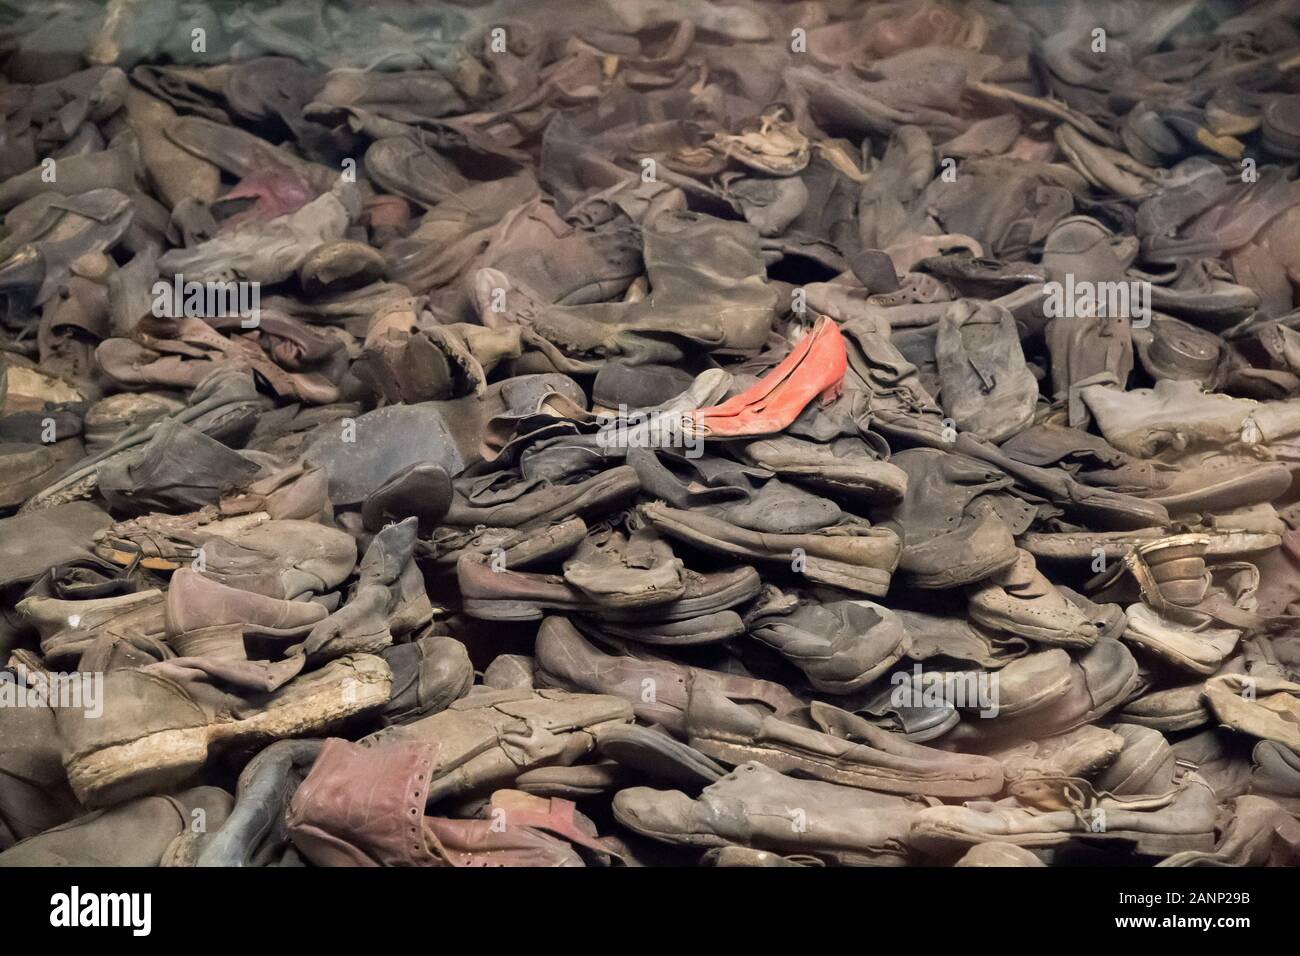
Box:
[993,549,1036,588]
[622,529,661,569]
[806,699,865,739]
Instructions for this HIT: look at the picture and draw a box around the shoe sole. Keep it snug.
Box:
[579,612,746,646]
[906,548,1019,589]
[1022,530,1281,562]
[688,738,1002,798]
[462,597,590,621]
[967,609,1097,648]
[611,804,730,850]
[1150,465,1292,513]
[65,656,391,807]
[463,591,686,621]
[912,821,1215,856]
[597,573,761,623]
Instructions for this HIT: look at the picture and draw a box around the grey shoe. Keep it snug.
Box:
[876,449,1026,589]
[912,772,1217,856]
[614,761,925,865]
[748,586,911,694]
[0,786,233,867]
[685,683,1004,798]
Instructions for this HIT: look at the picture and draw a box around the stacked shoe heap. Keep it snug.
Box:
[2,0,1300,867]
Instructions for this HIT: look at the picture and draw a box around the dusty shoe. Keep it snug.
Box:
[443,466,641,529]
[876,448,1026,589]
[1250,741,1300,814]
[534,616,798,737]
[934,300,1039,442]
[1000,423,1292,516]
[747,586,911,694]
[56,654,390,807]
[95,513,357,600]
[575,609,747,647]
[360,462,452,535]
[614,761,926,865]
[18,587,166,667]
[641,501,900,597]
[944,638,1140,747]
[297,518,432,658]
[967,550,1099,648]
[0,786,233,867]
[1159,795,1300,867]
[735,434,907,504]
[1079,380,1267,462]
[365,688,633,805]
[196,739,323,867]
[459,549,676,621]
[157,180,358,285]
[1120,683,1211,733]
[966,648,1075,721]
[561,526,686,610]
[1132,534,1212,607]
[1121,603,1240,675]
[0,697,82,849]
[594,724,726,790]
[1094,724,1177,797]
[165,569,327,644]
[992,725,1126,783]
[591,565,762,624]
[379,636,473,726]
[954,843,1046,867]
[1205,674,1300,752]
[686,683,1004,798]
[96,417,263,516]
[910,772,1218,856]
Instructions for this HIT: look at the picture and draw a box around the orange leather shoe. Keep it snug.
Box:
[684,316,847,438]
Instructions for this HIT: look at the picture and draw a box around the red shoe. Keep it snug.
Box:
[684,316,847,438]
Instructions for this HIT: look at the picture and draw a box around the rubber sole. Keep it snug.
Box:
[1151,465,1292,513]
[598,574,761,623]
[688,737,1001,798]
[912,820,1215,856]
[66,656,391,807]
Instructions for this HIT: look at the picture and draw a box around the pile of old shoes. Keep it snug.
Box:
[2,0,1300,870]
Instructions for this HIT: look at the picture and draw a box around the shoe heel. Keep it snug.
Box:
[461,598,543,621]
[67,727,211,808]
[818,377,844,406]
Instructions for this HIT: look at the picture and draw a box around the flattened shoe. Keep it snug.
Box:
[614,761,925,865]
[747,587,911,694]
[685,684,1004,798]
[57,654,391,807]
[595,724,727,790]
[443,466,641,529]
[641,501,900,597]
[0,786,234,867]
[910,772,1217,857]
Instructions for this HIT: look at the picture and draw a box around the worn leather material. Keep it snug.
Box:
[287,737,441,867]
